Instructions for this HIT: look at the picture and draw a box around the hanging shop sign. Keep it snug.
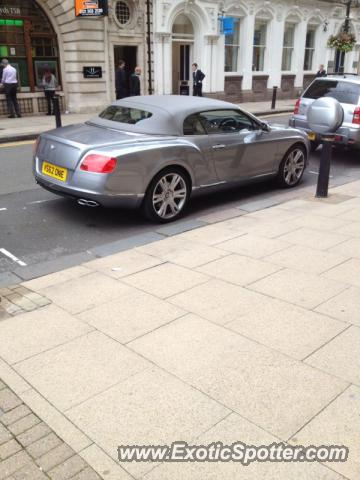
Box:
[75,0,107,17]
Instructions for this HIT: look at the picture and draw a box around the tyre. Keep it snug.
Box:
[142,167,190,223]
[276,145,306,188]
[310,140,320,152]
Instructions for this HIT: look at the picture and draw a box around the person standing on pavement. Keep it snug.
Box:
[316,64,327,77]
[0,59,21,118]
[130,66,141,96]
[115,60,128,100]
[192,63,205,97]
[42,68,58,116]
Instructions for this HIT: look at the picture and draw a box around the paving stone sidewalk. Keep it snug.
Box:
[1,179,360,479]
[0,380,101,480]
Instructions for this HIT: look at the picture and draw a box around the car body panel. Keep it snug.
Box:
[34,95,309,209]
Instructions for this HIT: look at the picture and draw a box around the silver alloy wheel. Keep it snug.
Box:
[283,148,305,186]
[152,173,187,219]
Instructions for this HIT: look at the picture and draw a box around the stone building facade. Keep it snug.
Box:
[0,0,151,116]
[152,0,360,102]
[1,0,360,116]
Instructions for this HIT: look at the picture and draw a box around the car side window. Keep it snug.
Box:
[183,114,207,136]
[198,110,256,134]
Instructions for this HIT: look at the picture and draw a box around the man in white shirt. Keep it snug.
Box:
[0,59,21,118]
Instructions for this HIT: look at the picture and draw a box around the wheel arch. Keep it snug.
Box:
[144,163,193,197]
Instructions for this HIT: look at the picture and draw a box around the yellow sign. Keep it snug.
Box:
[42,161,68,182]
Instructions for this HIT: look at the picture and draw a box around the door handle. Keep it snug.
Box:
[212,144,226,150]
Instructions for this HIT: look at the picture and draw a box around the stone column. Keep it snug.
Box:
[294,20,308,88]
[241,13,255,91]
[267,15,284,89]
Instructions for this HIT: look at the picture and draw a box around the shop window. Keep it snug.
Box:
[304,26,317,71]
[282,23,295,71]
[253,20,267,72]
[0,0,60,92]
[224,17,241,73]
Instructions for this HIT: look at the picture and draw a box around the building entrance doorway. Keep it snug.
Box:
[172,14,194,95]
[113,45,137,94]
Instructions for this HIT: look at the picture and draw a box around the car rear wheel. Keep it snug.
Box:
[277,145,306,188]
[142,168,190,223]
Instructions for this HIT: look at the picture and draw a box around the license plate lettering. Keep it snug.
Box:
[42,161,68,182]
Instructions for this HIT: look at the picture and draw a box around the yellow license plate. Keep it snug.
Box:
[42,161,68,182]
[308,132,316,141]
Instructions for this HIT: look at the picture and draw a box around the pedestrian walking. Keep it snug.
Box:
[192,63,205,97]
[316,64,327,77]
[42,68,58,115]
[130,67,141,96]
[115,60,128,100]
[0,58,21,118]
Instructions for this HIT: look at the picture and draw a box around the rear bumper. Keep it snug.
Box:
[289,116,360,147]
[35,174,144,209]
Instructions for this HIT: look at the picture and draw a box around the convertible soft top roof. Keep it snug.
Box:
[89,95,243,136]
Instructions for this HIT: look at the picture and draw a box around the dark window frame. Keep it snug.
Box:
[196,109,258,135]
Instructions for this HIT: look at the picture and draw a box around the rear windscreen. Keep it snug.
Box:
[304,80,360,105]
[99,106,152,124]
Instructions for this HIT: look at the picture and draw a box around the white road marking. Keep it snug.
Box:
[0,208,7,211]
[27,199,53,205]
[0,248,27,267]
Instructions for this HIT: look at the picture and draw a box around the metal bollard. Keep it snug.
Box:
[271,86,278,110]
[52,96,62,128]
[316,135,334,198]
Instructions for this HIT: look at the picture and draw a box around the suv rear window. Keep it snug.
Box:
[99,106,152,124]
[303,80,360,105]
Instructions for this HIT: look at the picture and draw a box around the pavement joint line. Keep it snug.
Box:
[122,311,190,347]
[301,324,353,363]
[286,383,352,443]
[311,285,353,313]
[11,329,96,368]
[124,330,285,444]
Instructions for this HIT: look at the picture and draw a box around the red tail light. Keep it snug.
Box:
[353,106,360,125]
[80,154,117,173]
[294,98,301,115]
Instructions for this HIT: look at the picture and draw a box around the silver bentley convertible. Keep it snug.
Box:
[33,96,309,222]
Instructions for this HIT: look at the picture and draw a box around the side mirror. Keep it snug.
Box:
[260,121,271,132]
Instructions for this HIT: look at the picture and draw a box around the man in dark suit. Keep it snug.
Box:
[192,63,205,97]
[316,64,327,77]
[115,60,127,99]
[130,66,141,96]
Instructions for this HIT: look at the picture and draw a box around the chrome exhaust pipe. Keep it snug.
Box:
[77,198,100,207]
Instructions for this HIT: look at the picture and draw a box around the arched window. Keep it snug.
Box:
[0,0,61,92]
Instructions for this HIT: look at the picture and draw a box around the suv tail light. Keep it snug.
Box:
[294,98,301,115]
[353,107,360,125]
[80,154,117,173]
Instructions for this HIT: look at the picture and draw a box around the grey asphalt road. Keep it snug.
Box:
[1,113,360,283]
